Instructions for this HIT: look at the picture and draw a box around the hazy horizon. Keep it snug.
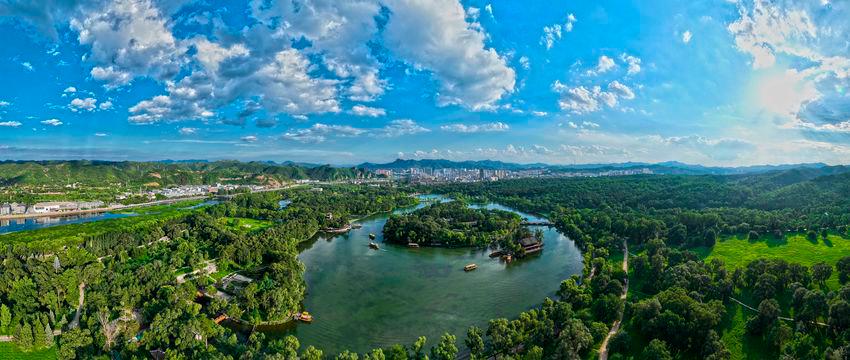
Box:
[2,1,849,166]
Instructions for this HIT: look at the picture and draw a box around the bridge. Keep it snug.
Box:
[521,220,554,227]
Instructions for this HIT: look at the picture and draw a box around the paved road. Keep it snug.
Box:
[598,239,629,360]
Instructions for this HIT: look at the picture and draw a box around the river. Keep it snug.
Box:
[280,196,583,354]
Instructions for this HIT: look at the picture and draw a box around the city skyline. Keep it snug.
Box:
[1,0,850,166]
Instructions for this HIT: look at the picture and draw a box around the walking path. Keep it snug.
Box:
[598,239,629,360]
[729,296,827,327]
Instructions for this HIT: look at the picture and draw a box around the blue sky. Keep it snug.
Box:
[0,0,849,166]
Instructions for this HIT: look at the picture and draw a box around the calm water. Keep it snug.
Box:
[0,199,220,234]
[286,198,583,354]
[0,212,135,234]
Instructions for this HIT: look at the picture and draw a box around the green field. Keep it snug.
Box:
[218,217,274,234]
[0,343,56,360]
[696,232,850,287]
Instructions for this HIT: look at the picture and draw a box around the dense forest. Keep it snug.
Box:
[383,201,521,247]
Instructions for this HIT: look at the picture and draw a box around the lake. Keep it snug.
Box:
[0,212,135,235]
[283,197,583,354]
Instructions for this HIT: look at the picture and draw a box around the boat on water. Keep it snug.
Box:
[351,223,363,229]
[464,263,478,271]
[294,311,314,323]
[369,233,376,240]
[369,242,380,250]
[407,242,420,248]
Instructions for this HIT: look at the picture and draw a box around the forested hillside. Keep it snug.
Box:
[0,160,371,187]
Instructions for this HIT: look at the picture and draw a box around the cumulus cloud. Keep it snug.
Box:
[621,54,642,75]
[241,135,258,143]
[383,0,515,110]
[519,56,530,70]
[21,62,34,71]
[40,119,62,126]
[98,101,113,110]
[0,101,10,107]
[440,122,510,133]
[351,105,386,117]
[63,86,77,93]
[0,121,22,127]
[587,55,616,76]
[69,97,97,112]
[608,81,635,100]
[71,0,186,88]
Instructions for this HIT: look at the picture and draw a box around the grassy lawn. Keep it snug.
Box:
[0,343,56,360]
[218,217,274,234]
[695,232,850,288]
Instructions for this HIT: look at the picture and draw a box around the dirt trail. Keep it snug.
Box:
[598,239,629,360]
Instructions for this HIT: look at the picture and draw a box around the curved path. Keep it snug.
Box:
[598,239,629,360]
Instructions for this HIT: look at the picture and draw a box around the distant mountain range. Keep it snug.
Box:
[358,158,833,175]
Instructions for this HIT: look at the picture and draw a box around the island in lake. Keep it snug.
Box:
[383,201,544,259]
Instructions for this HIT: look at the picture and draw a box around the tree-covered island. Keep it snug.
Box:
[383,201,544,257]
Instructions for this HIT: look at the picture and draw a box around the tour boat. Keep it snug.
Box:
[369,233,376,240]
[407,242,420,248]
[369,242,380,250]
[294,311,314,323]
[464,263,478,271]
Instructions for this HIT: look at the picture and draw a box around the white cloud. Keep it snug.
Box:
[587,55,616,76]
[69,97,97,112]
[0,101,10,107]
[21,62,33,71]
[241,135,258,143]
[377,119,430,137]
[0,121,22,127]
[71,0,186,87]
[94,133,108,137]
[485,4,493,17]
[541,24,562,50]
[90,66,133,89]
[63,86,77,93]
[282,123,367,143]
[552,80,637,114]
[440,122,510,133]
[682,30,693,44]
[98,101,113,110]
[540,13,576,50]
[178,127,198,135]
[40,119,63,126]
[727,0,817,70]
[621,54,642,75]
[192,38,250,74]
[383,0,515,110]
[608,81,635,100]
[519,56,530,70]
[351,105,386,117]
[531,111,548,117]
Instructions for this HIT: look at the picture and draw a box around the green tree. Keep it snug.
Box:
[336,350,360,360]
[465,326,485,358]
[836,257,850,284]
[364,348,386,360]
[58,328,93,360]
[0,304,10,334]
[16,321,33,350]
[301,345,324,360]
[431,333,458,360]
[641,339,672,360]
[812,262,832,286]
[411,336,428,360]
